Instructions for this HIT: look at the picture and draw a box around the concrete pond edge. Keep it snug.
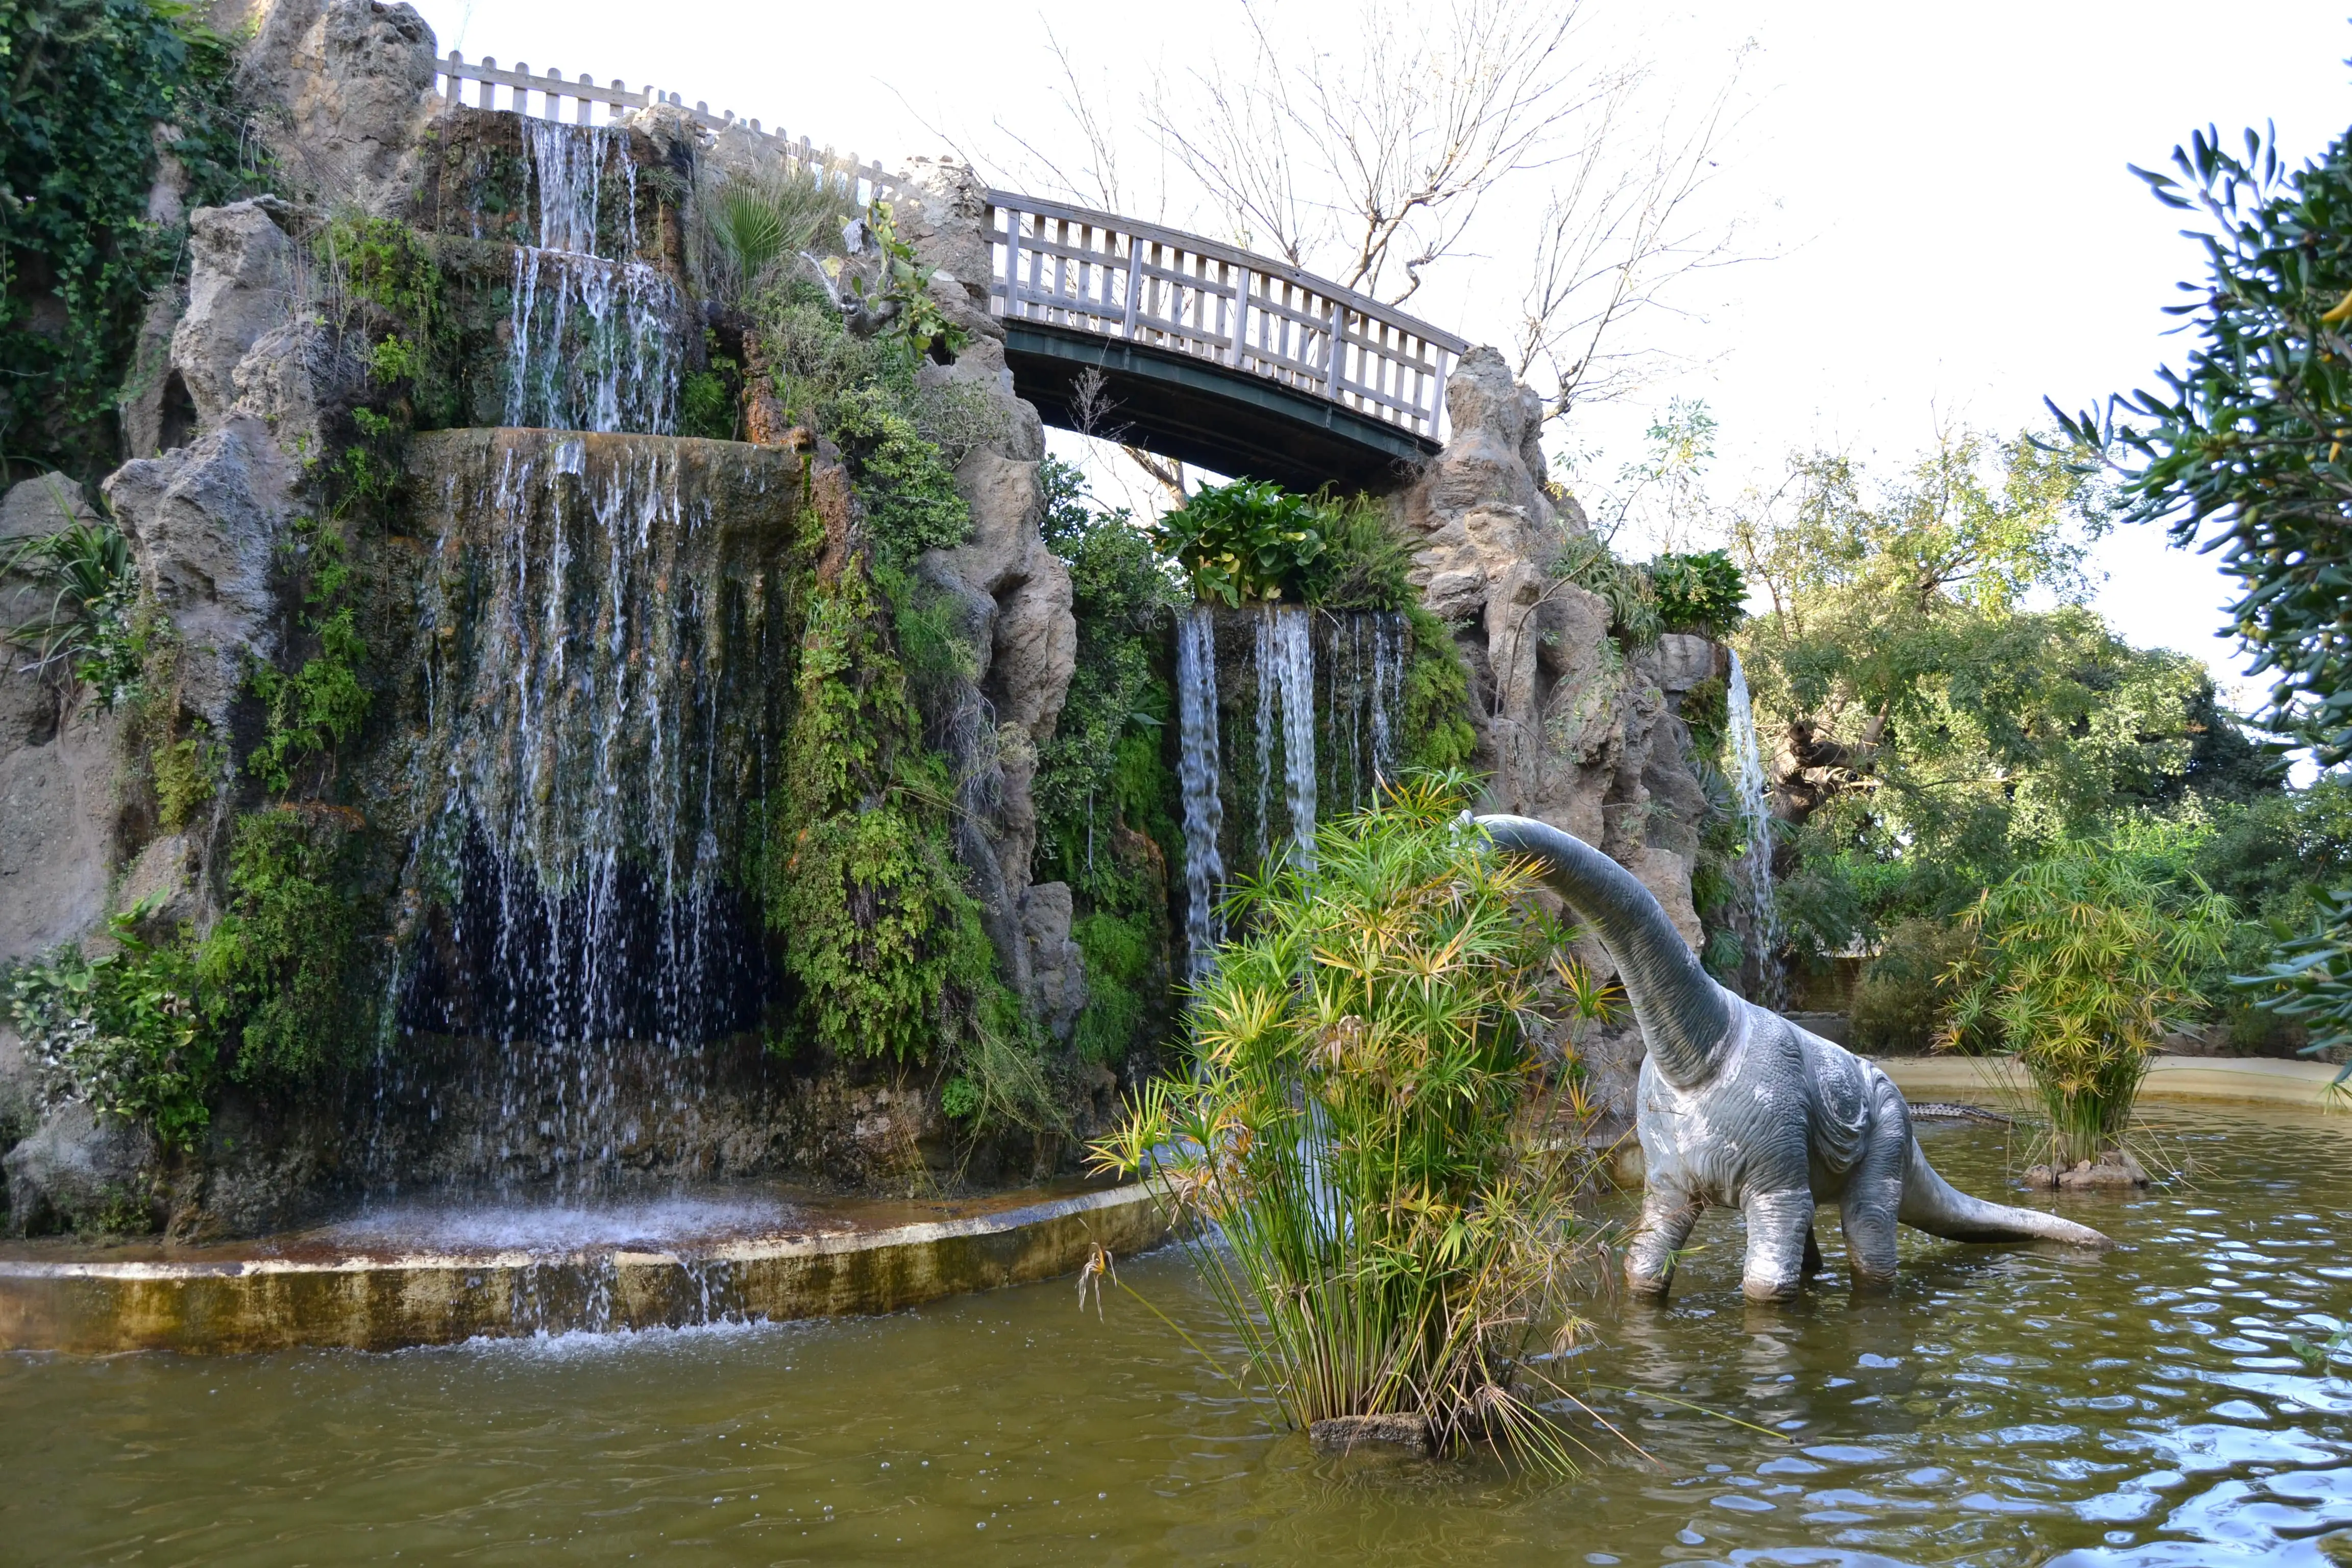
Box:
[0,1183,1171,1356]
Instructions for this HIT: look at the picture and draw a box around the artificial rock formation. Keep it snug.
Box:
[896,158,1085,1040]
[1399,348,1720,1117]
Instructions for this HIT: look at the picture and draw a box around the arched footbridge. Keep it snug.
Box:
[436,54,1466,491]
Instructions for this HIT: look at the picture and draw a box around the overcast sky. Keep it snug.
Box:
[411,0,2352,697]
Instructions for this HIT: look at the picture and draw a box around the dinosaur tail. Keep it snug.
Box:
[1897,1138,2113,1250]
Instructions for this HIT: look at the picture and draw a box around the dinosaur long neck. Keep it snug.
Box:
[1478,814,1731,1089]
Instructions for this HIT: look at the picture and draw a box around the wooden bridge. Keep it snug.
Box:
[435,54,1466,489]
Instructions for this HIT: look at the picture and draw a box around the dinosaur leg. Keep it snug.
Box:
[1626,1186,1702,1298]
[1842,1081,1912,1287]
[1741,1188,1815,1302]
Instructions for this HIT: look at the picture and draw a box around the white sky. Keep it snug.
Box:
[412,0,2352,698]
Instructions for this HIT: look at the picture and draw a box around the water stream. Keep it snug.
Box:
[9,1105,2349,1564]
[504,120,679,435]
[1175,605,1226,986]
[1726,651,1787,1008]
[381,432,795,1188]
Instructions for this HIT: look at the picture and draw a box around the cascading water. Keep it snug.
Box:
[503,121,680,436]
[382,429,804,1189]
[1272,607,1316,870]
[1175,606,1226,986]
[1319,610,1406,814]
[1725,651,1788,1009]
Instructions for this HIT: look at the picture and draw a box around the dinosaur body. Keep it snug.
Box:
[1480,814,2111,1301]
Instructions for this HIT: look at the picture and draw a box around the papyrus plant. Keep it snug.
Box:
[1939,847,2233,1165]
[1090,774,1621,1471]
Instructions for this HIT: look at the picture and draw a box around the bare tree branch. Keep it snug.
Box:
[1515,42,1760,421]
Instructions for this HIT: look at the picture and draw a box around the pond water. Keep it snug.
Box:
[6,1105,2352,1566]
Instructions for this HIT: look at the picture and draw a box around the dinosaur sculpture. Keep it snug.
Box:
[1479,815,2112,1301]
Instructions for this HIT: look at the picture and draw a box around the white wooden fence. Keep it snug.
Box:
[431,52,899,207]
[430,53,1467,444]
[984,192,1465,444]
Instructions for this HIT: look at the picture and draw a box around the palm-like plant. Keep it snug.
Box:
[1090,773,1621,1471]
[2,504,137,696]
[1939,847,2233,1165]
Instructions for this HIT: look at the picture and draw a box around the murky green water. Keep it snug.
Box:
[7,1105,2352,1566]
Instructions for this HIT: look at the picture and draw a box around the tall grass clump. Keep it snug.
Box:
[1090,773,1622,1471]
[1939,846,2233,1165]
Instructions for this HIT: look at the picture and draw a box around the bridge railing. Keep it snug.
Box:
[428,54,1466,446]
[431,52,899,207]
[984,192,1465,445]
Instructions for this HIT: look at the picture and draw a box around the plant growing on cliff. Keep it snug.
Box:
[758,559,1006,1065]
[5,909,213,1151]
[0,499,140,697]
[1091,774,1620,1471]
[0,0,263,481]
[1939,846,2234,1165]
[244,521,370,793]
[1153,479,1328,604]
[195,806,371,1086]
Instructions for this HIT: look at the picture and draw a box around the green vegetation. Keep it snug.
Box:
[316,213,455,430]
[0,498,143,702]
[6,807,374,1152]
[758,561,1003,1065]
[2055,126,2352,769]
[1649,548,1745,638]
[244,523,370,794]
[194,806,371,1087]
[1152,478,1330,605]
[1091,775,1619,1471]
[2235,888,2352,1083]
[0,0,264,483]
[1033,458,1185,1065]
[1940,847,2233,1164]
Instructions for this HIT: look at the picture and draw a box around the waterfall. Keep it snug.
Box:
[504,248,682,434]
[390,431,793,1187]
[1725,652,1787,1009]
[1272,606,1316,870]
[1253,611,1276,866]
[504,120,677,435]
[1176,606,1226,986]
[1318,609,1406,815]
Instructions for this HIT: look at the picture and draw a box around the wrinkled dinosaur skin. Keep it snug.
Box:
[1480,815,2112,1302]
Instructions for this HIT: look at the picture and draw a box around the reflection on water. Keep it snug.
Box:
[4,1106,2350,1565]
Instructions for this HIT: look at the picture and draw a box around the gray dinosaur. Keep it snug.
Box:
[1480,815,2112,1301]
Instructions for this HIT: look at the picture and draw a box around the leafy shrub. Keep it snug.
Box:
[697,169,856,309]
[1941,846,2234,1162]
[1153,479,1327,605]
[1,0,261,481]
[6,914,212,1151]
[1849,917,1974,1054]
[1296,494,1416,610]
[678,368,736,440]
[758,564,1004,1062]
[1649,548,1746,637]
[0,503,142,701]
[2233,886,2352,1083]
[824,384,970,567]
[1401,604,1477,772]
[195,807,369,1086]
[1091,774,1620,1471]
[1552,532,1660,647]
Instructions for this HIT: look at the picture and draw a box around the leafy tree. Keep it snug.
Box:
[1728,427,2239,953]
[2054,123,2352,767]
